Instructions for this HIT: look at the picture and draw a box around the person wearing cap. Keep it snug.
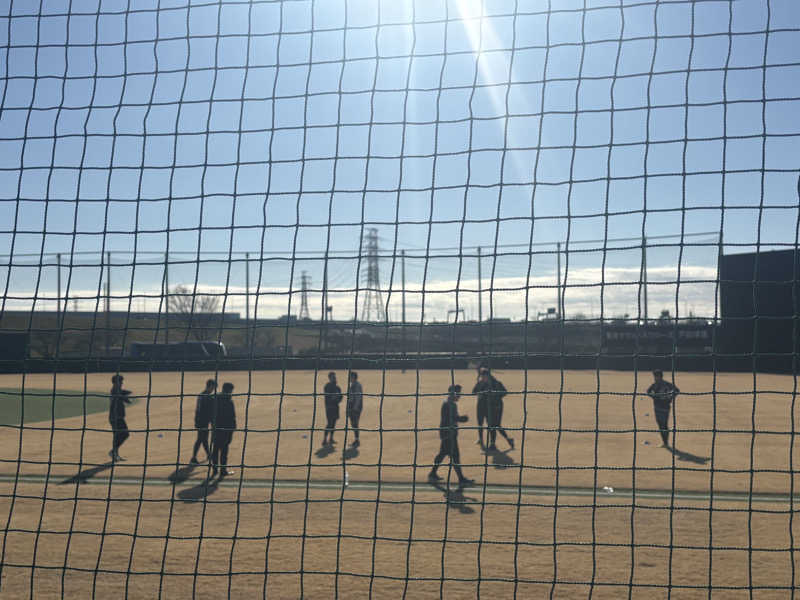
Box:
[428,384,473,489]
[476,367,514,452]
[646,369,680,448]
[109,374,133,462]
[322,372,343,446]
[190,378,217,464]
[346,371,363,448]
[210,382,237,478]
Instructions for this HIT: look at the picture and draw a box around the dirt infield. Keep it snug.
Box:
[0,481,797,599]
[0,369,797,495]
[0,369,798,597]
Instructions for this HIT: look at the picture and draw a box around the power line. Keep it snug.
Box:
[0,230,722,260]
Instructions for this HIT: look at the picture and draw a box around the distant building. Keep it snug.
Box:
[602,320,713,355]
[719,249,799,371]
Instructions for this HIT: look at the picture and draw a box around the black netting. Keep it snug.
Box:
[1,0,799,597]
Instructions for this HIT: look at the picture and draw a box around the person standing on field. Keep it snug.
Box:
[472,367,490,448]
[478,368,514,452]
[322,372,342,445]
[109,374,133,462]
[428,384,473,489]
[647,369,680,448]
[210,382,237,478]
[190,378,216,464]
[346,371,363,448]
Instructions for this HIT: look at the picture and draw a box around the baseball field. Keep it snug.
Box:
[0,368,797,598]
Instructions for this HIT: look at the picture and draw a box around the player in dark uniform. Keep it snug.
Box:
[646,369,680,448]
[190,378,216,464]
[109,374,132,462]
[322,372,342,445]
[477,368,514,452]
[210,382,237,478]
[346,372,363,448]
[472,368,489,447]
[428,384,473,489]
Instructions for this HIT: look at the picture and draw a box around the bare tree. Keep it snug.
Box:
[167,284,222,341]
[29,330,58,359]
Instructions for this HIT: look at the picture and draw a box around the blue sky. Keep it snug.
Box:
[0,0,798,321]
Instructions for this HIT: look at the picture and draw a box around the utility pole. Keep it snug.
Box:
[165,253,169,344]
[556,242,562,320]
[299,271,311,320]
[106,251,111,354]
[56,253,61,322]
[401,249,406,351]
[477,245,483,353]
[642,236,648,324]
[322,258,328,351]
[401,249,406,326]
[477,246,482,323]
[716,231,723,325]
[245,252,250,351]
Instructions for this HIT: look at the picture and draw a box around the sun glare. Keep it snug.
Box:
[452,0,529,182]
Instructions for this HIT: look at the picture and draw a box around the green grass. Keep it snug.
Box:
[0,388,111,426]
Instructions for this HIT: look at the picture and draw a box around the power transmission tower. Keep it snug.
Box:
[360,228,386,322]
[299,271,311,320]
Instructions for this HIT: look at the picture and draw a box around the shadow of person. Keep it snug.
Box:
[427,479,477,514]
[343,446,359,460]
[60,462,113,485]
[168,464,197,484]
[488,448,516,469]
[668,446,710,464]
[177,477,219,502]
[315,445,335,459]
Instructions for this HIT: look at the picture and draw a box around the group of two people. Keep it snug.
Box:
[109,375,238,479]
[321,371,363,447]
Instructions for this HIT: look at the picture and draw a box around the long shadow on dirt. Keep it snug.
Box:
[177,477,219,502]
[168,464,198,484]
[427,480,479,514]
[60,463,112,485]
[668,446,710,464]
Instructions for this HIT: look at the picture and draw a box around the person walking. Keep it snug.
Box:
[322,372,342,445]
[210,382,237,478]
[479,368,514,452]
[428,384,473,489]
[109,374,133,462]
[190,378,216,464]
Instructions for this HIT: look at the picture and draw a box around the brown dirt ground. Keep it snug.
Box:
[0,482,798,599]
[0,369,797,493]
[0,369,798,597]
